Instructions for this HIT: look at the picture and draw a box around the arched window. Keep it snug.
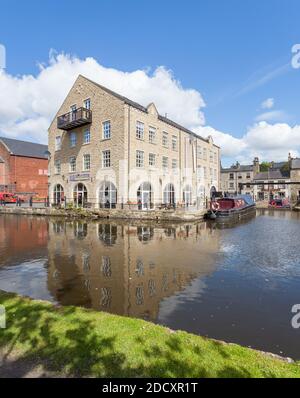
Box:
[53,184,64,205]
[137,182,153,210]
[73,183,88,207]
[99,181,117,209]
[183,185,193,206]
[163,183,175,207]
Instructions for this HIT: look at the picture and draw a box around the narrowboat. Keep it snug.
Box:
[207,195,256,221]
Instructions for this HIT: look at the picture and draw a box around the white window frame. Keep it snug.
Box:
[83,154,91,171]
[69,156,76,172]
[54,160,61,175]
[83,129,91,144]
[55,136,61,151]
[149,153,156,166]
[136,150,144,168]
[149,127,156,144]
[84,98,91,110]
[162,156,168,171]
[136,121,144,140]
[162,132,168,147]
[102,121,111,140]
[102,150,111,168]
[70,132,77,148]
[172,136,177,151]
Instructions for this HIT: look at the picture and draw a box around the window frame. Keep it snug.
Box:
[136,150,144,168]
[102,120,111,140]
[102,150,111,168]
[83,154,91,171]
[136,121,144,140]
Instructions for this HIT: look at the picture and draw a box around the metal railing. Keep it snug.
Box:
[57,107,92,130]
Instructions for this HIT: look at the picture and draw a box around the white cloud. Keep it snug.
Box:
[261,98,274,109]
[0,52,299,166]
[0,53,205,143]
[255,110,287,122]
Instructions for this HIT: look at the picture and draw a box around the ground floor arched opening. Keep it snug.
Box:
[53,184,64,205]
[137,182,153,210]
[183,185,192,206]
[163,183,175,207]
[73,183,88,207]
[99,181,117,209]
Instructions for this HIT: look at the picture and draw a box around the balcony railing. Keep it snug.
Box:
[57,107,92,130]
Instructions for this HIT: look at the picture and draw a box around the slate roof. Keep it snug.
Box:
[221,164,253,172]
[80,75,217,146]
[254,170,290,180]
[0,137,48,159]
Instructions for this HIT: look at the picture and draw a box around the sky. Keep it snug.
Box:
[0,0,300,166]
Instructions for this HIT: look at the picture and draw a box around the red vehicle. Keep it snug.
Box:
[0,192,18,203]
[268,199,290,209]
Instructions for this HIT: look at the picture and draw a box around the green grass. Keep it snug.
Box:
[0,291,299,378]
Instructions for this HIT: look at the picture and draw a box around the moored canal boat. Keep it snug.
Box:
[207,195,256,221]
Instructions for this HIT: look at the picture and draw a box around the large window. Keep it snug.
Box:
[149,153,156,166]
[163,183,175,206]
[83,129,91,144]
[137,182,153,210]
[162,132,168,147]
[172,136,177,151]
[55,136,61,151]
[102,150,111,168]
[99,181,117,209]
[84,98,91,110]
[54,160,61,174]
[69,156,76,172]
[136,121,144,140]
[162,156,168,171]
[149,127,156,143]
[83,154,91,171]
[136,150,144,168]
[53,184,64,205]
[70,132,77,147]
[103,121,111,140]
[183,185,192,206]
[172,159,177,173]
[73,183,88,207]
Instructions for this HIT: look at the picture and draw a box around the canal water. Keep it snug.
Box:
[0,210,300,359]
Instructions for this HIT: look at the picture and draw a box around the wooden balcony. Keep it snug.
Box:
[57,107,92,130]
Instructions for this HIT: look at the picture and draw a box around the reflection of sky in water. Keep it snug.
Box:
[0,259,54,302]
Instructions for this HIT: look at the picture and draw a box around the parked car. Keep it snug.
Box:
[0,192,18,203]
[268,199,290,209]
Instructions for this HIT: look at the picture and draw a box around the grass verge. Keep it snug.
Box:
[0,290,299,378]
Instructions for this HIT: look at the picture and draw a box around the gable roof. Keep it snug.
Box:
[0,137,48,159]
[221,164,253,172]
[80,75,219,147]
[254,170,290,180]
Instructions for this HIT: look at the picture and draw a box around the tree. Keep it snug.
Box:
[260,162,272,172]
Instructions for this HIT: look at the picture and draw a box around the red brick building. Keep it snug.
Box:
[0,137,48,198]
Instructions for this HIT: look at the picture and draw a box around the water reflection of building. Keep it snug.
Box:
[0,215,48,267]
[47,220,221,321]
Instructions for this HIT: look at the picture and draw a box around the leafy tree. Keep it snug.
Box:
[260,162,272,172]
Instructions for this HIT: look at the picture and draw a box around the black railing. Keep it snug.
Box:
[57,107,92,130]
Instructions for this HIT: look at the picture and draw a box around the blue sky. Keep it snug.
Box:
[0,0,300,165]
